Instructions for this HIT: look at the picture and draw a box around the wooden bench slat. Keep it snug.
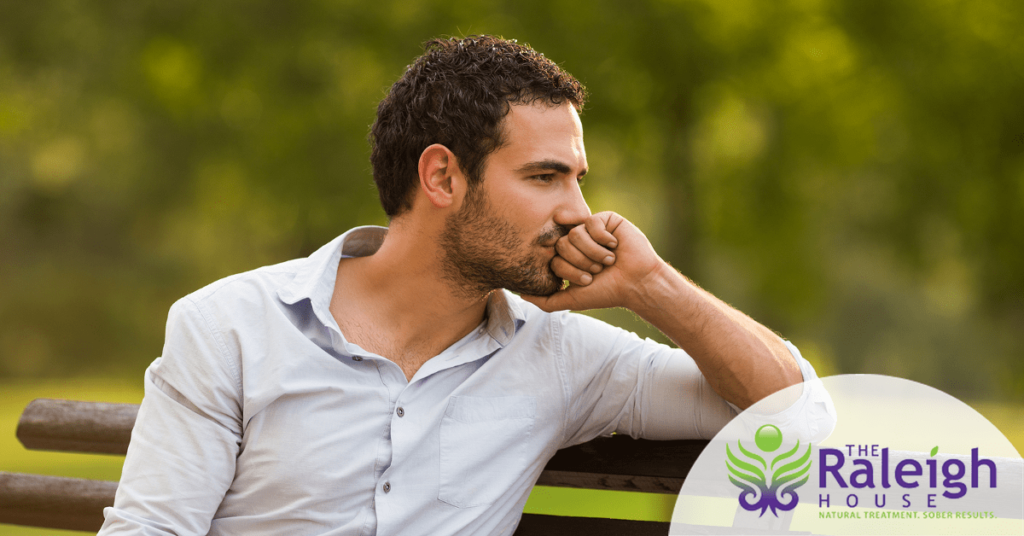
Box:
[534,470,683,494]
[16,399,139,455]
[0,472,116,532]
[543,435,708,493]
[15,399,709,494]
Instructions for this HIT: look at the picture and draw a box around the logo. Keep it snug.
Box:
[674,376,1022,535]
[726,424,814,517]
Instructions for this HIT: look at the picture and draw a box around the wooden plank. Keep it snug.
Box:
[540,436,709,494]
[515,513,669,535]
[16,399,710,493]
[0,472,116,532]
[17,399,138,455]
[534,470,683,494]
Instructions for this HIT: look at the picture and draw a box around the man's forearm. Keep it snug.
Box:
[626,260,802,409]
[523,211,803,409]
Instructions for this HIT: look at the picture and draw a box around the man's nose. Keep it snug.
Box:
[554,180,591,227]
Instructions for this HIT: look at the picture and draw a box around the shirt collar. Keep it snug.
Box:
[484,290,525,347]
[277,226,387,312]
[276,225,526,346]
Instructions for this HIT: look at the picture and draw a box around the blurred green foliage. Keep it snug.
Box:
[1,0,1022,402]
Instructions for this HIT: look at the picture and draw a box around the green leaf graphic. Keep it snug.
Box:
[770,440,801,471]
[738,439,767,469]
[930,446,939,457]
[773,443,813,486]
[727,463,763,488]
[726,443,766,483]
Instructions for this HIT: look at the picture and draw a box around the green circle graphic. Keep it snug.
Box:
[754,424,783,452]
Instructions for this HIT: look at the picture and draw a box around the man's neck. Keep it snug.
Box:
[329,219,491,381]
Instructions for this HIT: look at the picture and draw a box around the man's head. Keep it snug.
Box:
[370,35,587,218]
[439,99,591,297]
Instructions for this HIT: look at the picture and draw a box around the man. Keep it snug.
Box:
[100,36,818,535]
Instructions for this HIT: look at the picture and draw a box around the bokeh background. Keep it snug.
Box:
[2,0,1022,532]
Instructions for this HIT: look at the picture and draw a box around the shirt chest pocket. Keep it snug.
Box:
[438,395,537,508]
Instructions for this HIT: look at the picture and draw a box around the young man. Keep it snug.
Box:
[100,36,817,535]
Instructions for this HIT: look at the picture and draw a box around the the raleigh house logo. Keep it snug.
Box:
[726,424,814,517]
[817,444,998,513]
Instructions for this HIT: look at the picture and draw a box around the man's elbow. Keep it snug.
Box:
[735,344,804,409]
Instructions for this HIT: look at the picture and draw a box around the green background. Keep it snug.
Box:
[2,0,1023,531]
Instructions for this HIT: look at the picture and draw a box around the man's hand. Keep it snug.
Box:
[522,211,663,312]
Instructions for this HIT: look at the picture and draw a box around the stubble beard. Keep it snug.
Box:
[440,187,566,299]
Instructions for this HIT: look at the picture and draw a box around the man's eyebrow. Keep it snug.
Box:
[515,160,587,176]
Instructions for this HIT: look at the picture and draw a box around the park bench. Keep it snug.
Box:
[0,398,709,535]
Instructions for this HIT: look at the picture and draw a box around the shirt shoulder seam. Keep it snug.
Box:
[191,263,300,302]
[181,295,244,397]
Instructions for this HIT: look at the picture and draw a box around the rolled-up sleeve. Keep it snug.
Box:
[556,312,826,446]
[99,297,243,535]
[641,339,831,441]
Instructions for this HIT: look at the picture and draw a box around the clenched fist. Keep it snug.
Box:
[522,211,665,313]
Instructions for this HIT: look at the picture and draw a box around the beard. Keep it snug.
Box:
[440,187,568,298]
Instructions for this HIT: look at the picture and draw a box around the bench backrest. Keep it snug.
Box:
[2,398,710,534]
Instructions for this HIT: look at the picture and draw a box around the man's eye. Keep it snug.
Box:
[532,174,555,182]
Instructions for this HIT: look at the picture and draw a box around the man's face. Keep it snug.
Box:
[440,101,591,297]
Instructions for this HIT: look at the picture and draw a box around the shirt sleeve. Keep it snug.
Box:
[556,312,823,447]
[642,339,829,440]
[98,297,243,535]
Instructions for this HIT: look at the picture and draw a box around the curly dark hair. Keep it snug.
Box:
[370,35,587,218]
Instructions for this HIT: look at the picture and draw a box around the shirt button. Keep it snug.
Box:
[396,407,405,418]
[352,356,363,362]
[382,481,391,493]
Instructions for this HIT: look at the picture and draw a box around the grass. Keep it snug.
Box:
[1,379,1021,534]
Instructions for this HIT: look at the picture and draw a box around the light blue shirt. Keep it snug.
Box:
[99,226,820,536]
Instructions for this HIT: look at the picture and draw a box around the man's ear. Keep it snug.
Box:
[418,144,466,209]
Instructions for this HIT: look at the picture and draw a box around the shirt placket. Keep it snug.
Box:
[374,358,406,485]
[369,355,414,536]
[323,320,405,536]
